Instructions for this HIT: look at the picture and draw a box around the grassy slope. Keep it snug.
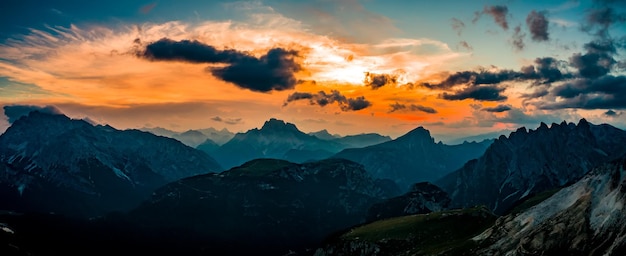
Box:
[336,206,497,255]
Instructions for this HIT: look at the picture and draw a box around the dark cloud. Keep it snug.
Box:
[521,88,550,99]
[569,40,618,79]
[364,72,398,89]
[344,96,372,111]
[388,102,437,114]
[451,18,465,36]
[526,10,549,41]
[139,38,301,92]
[482,104,512,112]
[584,5,626,37]
[458,41,473,51]
[421,70,521,89]
[521,57,570,85]
[422,56,571,90]
[538,75,626,109]
[285,90,372,111]
[441,85,507,101]
[211,116,243,124]
[3,105,63,124]
[511,25,526,51]
[140,38,246,63]
[604,110,621,117]
[475,5,510,30]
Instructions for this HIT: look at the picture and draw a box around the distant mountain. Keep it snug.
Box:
[0,111,222,218]
[334,133,392,149]
[444,129,511,145]
[195,127,235,145]
[310,129,392,149]
[476,154,626,255]
[212,118,345,169]
[436,119,626,215]
[195,138,220,154]
[141,127,235,147]
[309,129,341,140]
[366,182,450,222]
[128,158,400,255]
[333,126,492,189]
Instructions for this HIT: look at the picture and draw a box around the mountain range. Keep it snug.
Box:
[0,111,222,218]
[3,108,626,255]
[333,126,492,189]
[437,119,626,214]
[141,126,235,147]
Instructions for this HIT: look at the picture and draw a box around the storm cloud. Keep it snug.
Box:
[482,104,512,112]
[526,10,549,41]
[3,105,63,123]
[388,102,437,114]
[441,85,507,101]
[538,75,626,109]
[285,90,372,111]
[139,38,301,92]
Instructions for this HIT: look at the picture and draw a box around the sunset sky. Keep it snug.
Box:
[1,0,625,141]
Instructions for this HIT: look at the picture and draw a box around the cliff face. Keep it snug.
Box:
[437,119,626,214]
[475,154,626,255]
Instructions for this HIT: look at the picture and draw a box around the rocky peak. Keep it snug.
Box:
[395,126,435,144]
[260,118,299,133]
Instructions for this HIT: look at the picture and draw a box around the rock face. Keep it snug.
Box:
[129,158,400,255]
[333,126,492,189]
[437,119,626,215]
[366,182,451,222]
[475,154,626,255]
[0,111,222,218]
[212,118,345,169]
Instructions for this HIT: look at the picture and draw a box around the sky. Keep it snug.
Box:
[0,0,625,141]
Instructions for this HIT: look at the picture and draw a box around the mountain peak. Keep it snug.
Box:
[396,126,434,143]
[260,118,299,133]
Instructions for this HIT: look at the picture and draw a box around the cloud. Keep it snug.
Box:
[3,105,63,123]
[526,10,550,41]
[458,41,473,51]
[511,25,526,51]
[140,3,157,14]
[451,18,465,36]
[284,90,372,111]
[538,75,626,109]
[605,109,621,117]
[211,116,242,125]
[521,57,570,85]
[475,5,510,30]
[139,38,301,92]
[364,72,398,89]
[569,40,618,79]
[422,56,570,90]
[584,4,626,37]
[482,104,512,112]
[440,85,507,101]
[388,102,437,114]
[344,96,372,111]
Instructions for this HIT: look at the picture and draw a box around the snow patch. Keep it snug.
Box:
[0,224,14,234]
[112,167,131,181]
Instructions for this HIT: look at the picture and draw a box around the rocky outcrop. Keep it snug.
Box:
[367,182,451,222]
